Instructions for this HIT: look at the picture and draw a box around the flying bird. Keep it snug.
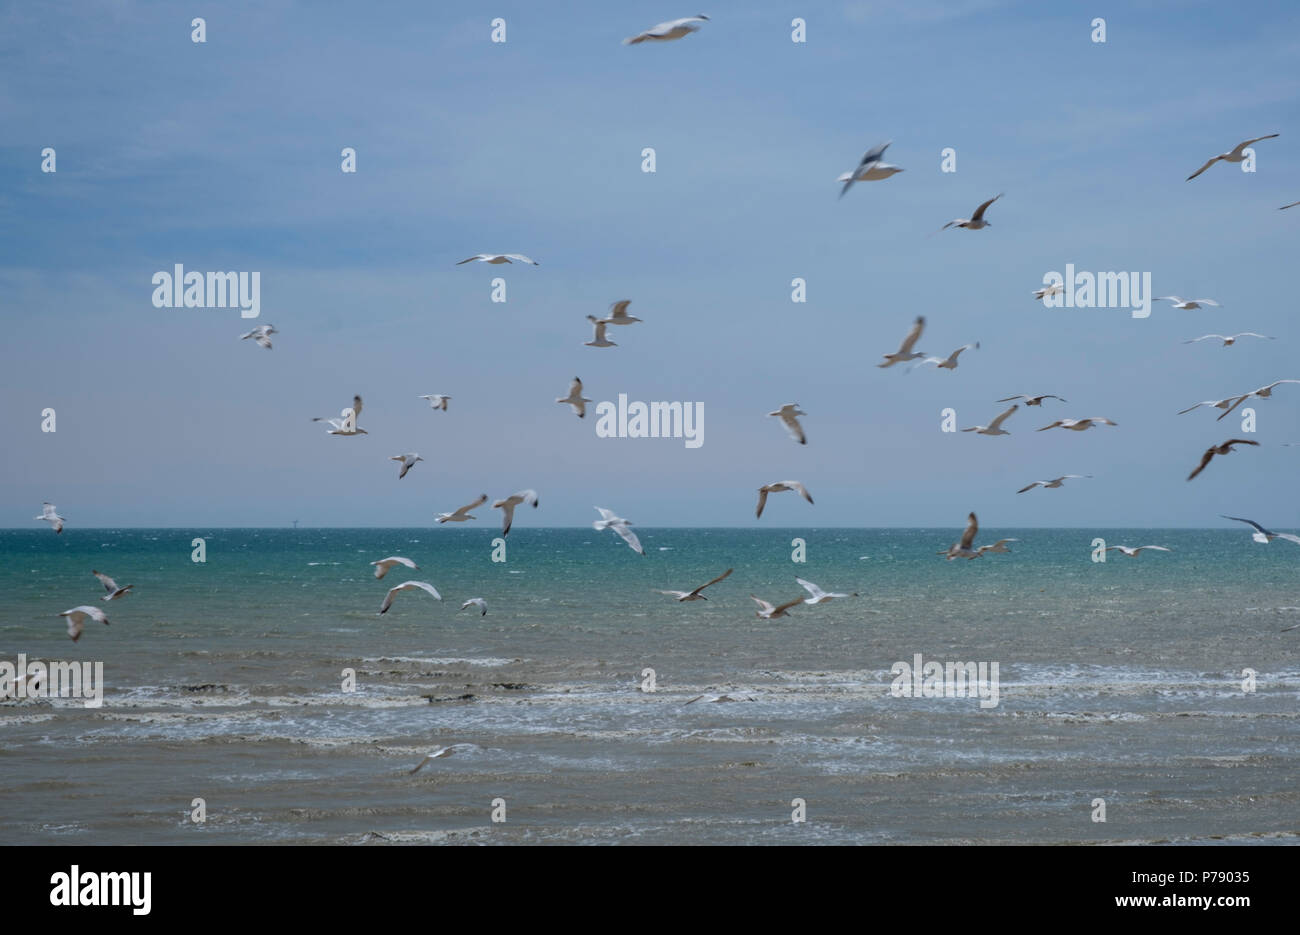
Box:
[914,342,979,371]
[768,404,807,444]
[59,605,109,642]
[1187,439,1259,481]
[494,490,539,536]
[1221,515,1300,546]
[1213,380,1300,421]
[378,581,442,615]
[92,571,133,601]
[1017,475,1091,493]
[940,193,1002,231]
[239,324,276,349]
[1104,545,1171,557]
[623,14,709,44]
[556,377,592,418]
[1156,296,1220,310]
[593,507,643,555]
[1177,394,1249,417]
[755,481,813,519]
[599,300,641,325]
[1183,333,1273,346]
[36,502,65,534]
[408,745,461,774]
[459,598,488,617]
[961,405,1017,436]
[879,316,925,368]
[390,453,424,479]
[941,512,981,561]
[997,394,1066,407]
[1036,417,1117,432]
[436,493,488,524]
[455,254,538,266]
[370,556,418,580]
[313,395,366,436]
[585,315,617,348]
[1281,200,1300,210]
[1033,284,1063,300]
[976,538,1019,556]
[796,578,857,605]
[656,568,734,602]
[419,394,451,411]
[1185,134,1279,181]
[751,596,804,620]
[837,140,904,198]
[684,693,756,704]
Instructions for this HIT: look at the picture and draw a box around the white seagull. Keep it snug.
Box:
[941,193,1001,231]
[914,342,979,371]
[1156,296,1220,310]
[656,568,733,602]
[313,395,366,435]
[459,598,488,617]
[976,538,1019,555]
[1186,134,1279,181]
[1033,284,1063,300]
[837,140,904,198]
[239,324,277,349]
[390,453,424,479]
[1104,545,1171,558]
[585,315,617,348]
[436,493,488,524]
[59,605,110,642]
[1017,475,1091,493]
[751,596,803,620]
[370,556,418,580]
[593,507,643,555]
[940,512,981,560]
[1214,380,1300,421]
[878,316,925,368]
[756,481,814,519]
[997,394,1066,407]
[1221,515,1300,546]
[768,404,807,445]
[796,578,857,605]
[599,300,641,325]
[408,745,462,774]
[623,14,709,44]
[556,377,592,418]
[961,405,1017,436]
[456,254,538,266]
[378,581,442,615]
[1036,417,1117,432]
[1177,394,1249,417]
[1183,333,1273,346]
[92,570,133,601]
[36,502,65,534]
[494,490,539,536]
[419,394,451,411]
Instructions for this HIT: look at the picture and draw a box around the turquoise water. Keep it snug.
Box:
[1,527,1297,844]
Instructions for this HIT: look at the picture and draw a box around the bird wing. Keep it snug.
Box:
[1187,448,1216,481]
[774,597,804,615]
[1017,482,1043,493]
[996,395,1027,403]
[455,493,488,517]
[1222,515,1269,535]
[988,405,1017,430]
[1214,396,1250,421]
[1229,134,1279,157]
[1224,439,1260,449]
[455,255,486,264]
[613,523,644,555]
[859,140,892,166]
[694,568,734,594]
[1183,335,1222,344]
[594,507,618,523]
[970,193,1002,221]
[750,596,775,614]
[959,512,978,550]
[1137,546,1171,553]
[504,254,537,265]
[1274,533,1300,545]
[779,411,806,444]
[786,481,813,504]
[352,396,363,419]
[755,488,769,519]
[93,570,118,592]
[795,577,824,599]
[608,300,631,319]
[1186,157,1220,181]
[897,316,925,355]
[1191,299,1220,307]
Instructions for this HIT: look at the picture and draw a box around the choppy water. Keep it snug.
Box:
[1,527,1297,844]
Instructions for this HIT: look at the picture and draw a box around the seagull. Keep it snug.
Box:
[997,394,1066,407]
[313,395,366,435]
[459,598,487,617]
[378,581,442,615]
[657,568,733,602]
[390,453,424,479]
[837,140,904,198]
[494,490,539,536]
[1183,333,1273,346]
[623,14,709,44]
[418,394,451,411]
[1104,545,1171,558]
[914,342,979,371]
[961,405,1017,436]
[755,481,813,519]
[408,745,460,774]
[684,692,756,704]
[455,254,538,266]
[370,556,418,580]
[1221,515,1300,546]
[1187,439,1259,481]
[976,538,1019,555]
[1185,134,1279,181]
[585,315,617,348]
[1156,296,1221,310]
[941,193,1001,231]
[593,507,643,555]
[1036,417,1117,432]
[36,502,65,534]
[59,605,109,642]
[1216,380,1300,420]
[599,300,641,325]
[1017,475,1091,493]
[556,377,592,418]
[436,493,487,524]
[92,571,133,601]
[1033,284,1063,300]
[1177,394,1249,417]
[239,324,277,349]
[1282,200,1300,210]
[878,316,925,368]
[768,404,807,445]
[941,512,981,560]
[751,596,804,620]
[795,578,857,605]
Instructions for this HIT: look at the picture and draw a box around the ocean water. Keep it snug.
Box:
[1,527,1297,845]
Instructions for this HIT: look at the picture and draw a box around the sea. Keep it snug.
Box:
[1,527,1297,845]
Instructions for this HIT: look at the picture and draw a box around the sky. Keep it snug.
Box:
[3,0,1300,528]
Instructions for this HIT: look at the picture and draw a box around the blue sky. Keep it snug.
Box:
[4,0,1300,527]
